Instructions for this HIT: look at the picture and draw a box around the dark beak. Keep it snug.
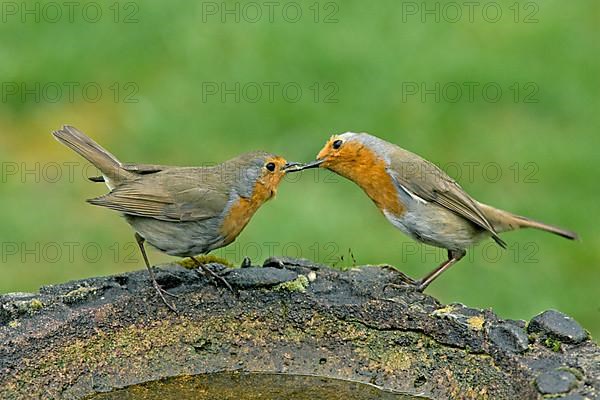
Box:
[283,159,326,173]
[295,158,325,171]
[283,161,303,172]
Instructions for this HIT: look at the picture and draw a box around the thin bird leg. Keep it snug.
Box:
[134,233,178,312]
[191,256,235,294]
[415,249,467,292]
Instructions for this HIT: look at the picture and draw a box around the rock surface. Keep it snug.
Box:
[535,369,578,395]
[0,258,598,400]
[489,322,530,354]
[528,310,590,344]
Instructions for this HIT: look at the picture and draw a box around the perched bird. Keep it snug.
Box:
[298,132,578,291]
[52,125,300,310]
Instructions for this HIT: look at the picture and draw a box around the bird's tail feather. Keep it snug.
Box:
[52,125,134,187]
[478,202,578,240]
[511,215,579,240]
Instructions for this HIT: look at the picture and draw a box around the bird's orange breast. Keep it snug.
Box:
[219,180,275,245]
[324,144,405,217]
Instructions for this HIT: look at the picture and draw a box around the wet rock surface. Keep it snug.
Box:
[489,322,530,354]
[222,266,299,289]
[535,369,578,394]
[528,310,590,344]
[0,257,598,400]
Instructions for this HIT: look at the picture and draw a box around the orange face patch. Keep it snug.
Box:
[256,155,288,199]
[316,137,405,216]
[316,136,337,164]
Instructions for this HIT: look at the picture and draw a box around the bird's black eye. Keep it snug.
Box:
[332,139,343,149]
[265,162,276,172]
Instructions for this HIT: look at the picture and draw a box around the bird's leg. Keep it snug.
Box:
[191,256,235,294]
[134,233,178,312]
[414,249,466,292]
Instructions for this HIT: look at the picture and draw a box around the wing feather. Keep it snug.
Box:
[87,168,230,222]
[387,149,506,248]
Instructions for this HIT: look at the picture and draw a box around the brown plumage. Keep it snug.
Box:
[298,132,578,291]
[52,125,299,310]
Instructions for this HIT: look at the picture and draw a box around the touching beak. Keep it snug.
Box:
[282,161,303,172]
[283,158,326,172]
[295,158,325,170]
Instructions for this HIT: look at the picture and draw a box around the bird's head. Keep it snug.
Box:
[230,151,302,200]
[290,132,405,215]
[295,132,385,180]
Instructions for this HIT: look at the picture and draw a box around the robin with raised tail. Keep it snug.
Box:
[298,132,578,291]
[52,125,301,311]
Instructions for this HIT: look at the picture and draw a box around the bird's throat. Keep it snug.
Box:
[327,150,405,217]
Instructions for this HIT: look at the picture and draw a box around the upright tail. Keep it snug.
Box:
[478,202,579,240]
[52,125,135,188]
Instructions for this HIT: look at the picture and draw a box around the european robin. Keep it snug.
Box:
[298,132,578,291]
[52,125,301,310]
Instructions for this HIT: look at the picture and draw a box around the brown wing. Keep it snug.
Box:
[121,163,177,174]
[387,148,506,248]
[87,168,230,222]
[88,163,176,182]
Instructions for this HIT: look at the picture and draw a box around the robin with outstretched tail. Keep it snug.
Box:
[52,125,301,311]
[298,132,578,291]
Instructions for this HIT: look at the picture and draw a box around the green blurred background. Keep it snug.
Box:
[1,0,598,337]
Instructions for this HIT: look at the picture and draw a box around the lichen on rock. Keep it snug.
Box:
[0,257,598,400]
[274,274,309,293]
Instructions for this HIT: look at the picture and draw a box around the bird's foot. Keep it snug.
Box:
[159,286,180,298]
[381,267,426,292]
[197,264,236,294]
[384,281,426,293]
[378,264,400,273]
[152,281,178,312]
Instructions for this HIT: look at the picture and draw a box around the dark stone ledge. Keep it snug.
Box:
[0,258,597,400]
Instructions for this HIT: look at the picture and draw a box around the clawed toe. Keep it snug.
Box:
[379,265,430,292]
[152,282,178,312]
[415,282,426,292]
[384,282,415,292]
[383,280,428,293]
[197,264,236,294]
[394,271,418,285]
[382,270,422,293]
[157,284,180,298]
[210,272,235,294]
